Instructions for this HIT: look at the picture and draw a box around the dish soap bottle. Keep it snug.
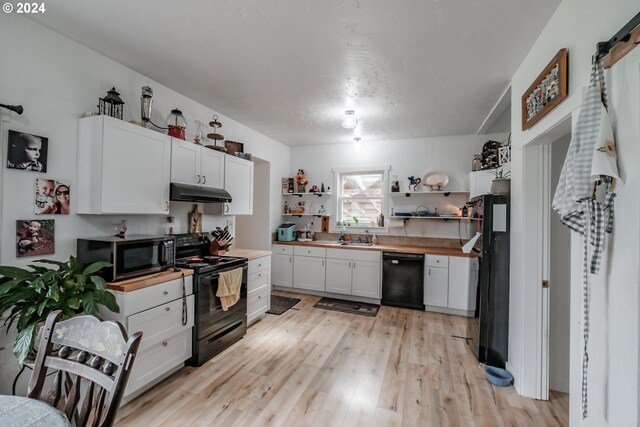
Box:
[372,235,378,246]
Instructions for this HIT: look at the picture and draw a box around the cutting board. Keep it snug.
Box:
[188,204,202,233]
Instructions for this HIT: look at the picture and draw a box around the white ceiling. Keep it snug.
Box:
[32,0,559,146]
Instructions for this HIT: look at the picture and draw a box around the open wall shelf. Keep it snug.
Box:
[283,213,331,218]
[390,191,469,198]
[283,192,332,197]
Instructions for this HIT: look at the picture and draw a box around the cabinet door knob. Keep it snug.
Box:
[353,262,356,268]
[165,307,170,311]
[202,175,207,184]
[322,259,325,266]
[348,262,351,268]
[162,342,168,347]
[428,268,431,276]
[289,257,292,263]
[163,291,169,295]
[197,174,201,184]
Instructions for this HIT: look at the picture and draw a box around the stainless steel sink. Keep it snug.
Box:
[312,240,374,247]
[339,241,374,247]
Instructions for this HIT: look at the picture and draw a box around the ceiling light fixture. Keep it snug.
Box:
[342,110,357,129]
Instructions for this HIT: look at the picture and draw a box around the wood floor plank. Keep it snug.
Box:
[116,291,569,427]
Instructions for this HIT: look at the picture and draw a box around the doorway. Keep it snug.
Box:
[519,114,572,401]
[547,133,571,394]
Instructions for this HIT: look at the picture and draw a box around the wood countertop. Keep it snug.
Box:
[272,240,479,258]
[225,249,272,260]
[107,268,194,292]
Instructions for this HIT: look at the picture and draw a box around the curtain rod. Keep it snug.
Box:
[596,11,640,59]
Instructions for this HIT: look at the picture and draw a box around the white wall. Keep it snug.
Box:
[288,133,507,238]
[549,133,571,393]
[0,15,289,265]
[508,0,640,424]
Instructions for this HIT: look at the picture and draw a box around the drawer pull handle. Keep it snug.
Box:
[165,307,170,311]
[163,291,169,295]
[258,264,262,267]
[162,341,168,347]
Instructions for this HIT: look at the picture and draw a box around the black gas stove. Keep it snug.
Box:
[174,233,248,366]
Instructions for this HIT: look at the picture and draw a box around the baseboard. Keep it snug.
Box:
[424,305,475,317]
[505,361,520,394]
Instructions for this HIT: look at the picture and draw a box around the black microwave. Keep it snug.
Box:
[77,235,175,282]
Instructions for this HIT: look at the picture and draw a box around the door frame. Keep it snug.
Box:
[520,114,572,400]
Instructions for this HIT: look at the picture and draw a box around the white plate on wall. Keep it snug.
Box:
[423,171,449,191]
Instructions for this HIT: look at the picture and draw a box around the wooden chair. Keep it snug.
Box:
[27,310,142,427]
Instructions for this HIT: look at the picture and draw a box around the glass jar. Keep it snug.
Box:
[472,154,482,171]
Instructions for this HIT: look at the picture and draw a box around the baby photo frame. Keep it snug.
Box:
[7,130,49,172]
[34,178,71,215]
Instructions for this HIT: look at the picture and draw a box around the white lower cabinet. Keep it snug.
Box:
[325,249,381,299]
[424,255,479,316]
[247,256,271,325]
[293,255,326,292]
[325,258,352,295]
[424,266,449,307]
[272,245,294,287]
[352,261,381,299]
[100,274,194,398]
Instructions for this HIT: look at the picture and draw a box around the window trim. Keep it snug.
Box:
[332,166,389,231]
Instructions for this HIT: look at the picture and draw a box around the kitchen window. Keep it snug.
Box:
[335,168,387,228]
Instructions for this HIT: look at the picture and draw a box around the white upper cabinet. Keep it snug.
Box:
[77,115,171,214]
[223,155,254,215]
[171,139,224,189]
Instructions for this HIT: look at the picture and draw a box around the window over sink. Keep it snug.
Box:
[335,167,388,228]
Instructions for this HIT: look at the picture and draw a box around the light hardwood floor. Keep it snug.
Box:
[116,291,568,427]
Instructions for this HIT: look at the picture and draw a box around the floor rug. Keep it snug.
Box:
[313,297,380,317]
[267,295,301,315]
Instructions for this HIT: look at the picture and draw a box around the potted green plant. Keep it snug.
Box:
[0,256,119,365]
[490,168,511,194]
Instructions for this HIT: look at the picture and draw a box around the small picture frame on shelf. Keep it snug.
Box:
[224,140,244,155]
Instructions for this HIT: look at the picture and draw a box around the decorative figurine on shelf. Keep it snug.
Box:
[309,185,319,193]
[391,180,400,192]
[320,182,325,193]
[318,205,327,214]
[295,169,308,193]
[408,176,421,191]
[284,201,289,214]
[291,201,306,214]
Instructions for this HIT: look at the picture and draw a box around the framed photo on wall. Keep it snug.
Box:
[16,219,55,257]
[7,130,49,172]
[35,178,71,215]
[522,48,568,130]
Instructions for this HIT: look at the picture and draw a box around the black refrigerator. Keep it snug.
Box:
[469,194,510,368]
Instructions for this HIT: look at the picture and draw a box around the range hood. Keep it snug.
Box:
[170,183,232,203]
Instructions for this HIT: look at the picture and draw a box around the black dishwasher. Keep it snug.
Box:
[381,252,425,310]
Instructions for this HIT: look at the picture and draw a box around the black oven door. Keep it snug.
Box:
[115,239,173,280]
[196,264,248,339]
